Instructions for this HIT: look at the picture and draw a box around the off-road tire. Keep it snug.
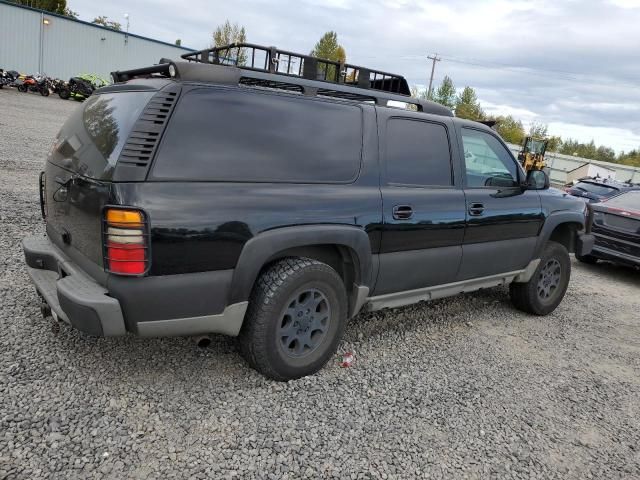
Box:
[239,257,348,381]
[510,241,571,316]
[576,252,598,264]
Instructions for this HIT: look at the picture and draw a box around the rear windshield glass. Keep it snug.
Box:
[605,190,640,211]
[574,181,618,196]
[151,87,363,183]
[49,91,154,179]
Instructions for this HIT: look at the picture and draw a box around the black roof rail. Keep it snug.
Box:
[110,44,454,117]
[181,43,412,96]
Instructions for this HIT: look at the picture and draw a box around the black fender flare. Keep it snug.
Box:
[229,225,373,305]
[533,211,586,257]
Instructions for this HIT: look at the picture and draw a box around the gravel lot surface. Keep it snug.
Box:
[1,88,640,479]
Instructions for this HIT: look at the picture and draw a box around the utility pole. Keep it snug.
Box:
[427,53,441,99]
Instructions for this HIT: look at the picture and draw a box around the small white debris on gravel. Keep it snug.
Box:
[1,88,639,479]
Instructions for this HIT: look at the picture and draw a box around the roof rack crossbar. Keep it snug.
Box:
[181,42,412,96]
[111,62,172,83]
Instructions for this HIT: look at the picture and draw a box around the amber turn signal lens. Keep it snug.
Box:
[105,209,143,227]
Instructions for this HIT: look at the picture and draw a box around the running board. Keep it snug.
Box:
[366,268,527,312]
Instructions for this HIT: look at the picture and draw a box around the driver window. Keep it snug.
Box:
[462,129,519,188]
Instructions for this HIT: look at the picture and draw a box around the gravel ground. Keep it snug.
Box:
[1,88,640,480]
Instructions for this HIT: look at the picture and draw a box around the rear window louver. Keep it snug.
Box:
[113,85,180,181]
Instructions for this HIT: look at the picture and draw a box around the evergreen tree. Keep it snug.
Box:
[432,76,456,109]
[455,86,484,121]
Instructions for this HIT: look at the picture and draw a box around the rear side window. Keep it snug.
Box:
[49,91,154,179]
[385,118,452,186]
[152,88,363,182]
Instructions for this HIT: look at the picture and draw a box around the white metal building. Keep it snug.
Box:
[0,0,193,81]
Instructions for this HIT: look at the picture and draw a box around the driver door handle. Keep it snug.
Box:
[392,205,413,220]
[468,202,485,216]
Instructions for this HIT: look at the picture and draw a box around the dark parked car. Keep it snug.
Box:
[22,43,594,380]
[566,178,640,203]
[578,190,640,267]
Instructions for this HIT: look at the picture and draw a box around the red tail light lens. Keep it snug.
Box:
[103,208,149,275]
[106,242,146,274]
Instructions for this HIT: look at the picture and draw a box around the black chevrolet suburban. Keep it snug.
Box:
[23,43,594,380]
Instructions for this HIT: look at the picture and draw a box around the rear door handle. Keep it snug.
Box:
[468,202,485,216]
[392,205,413,220]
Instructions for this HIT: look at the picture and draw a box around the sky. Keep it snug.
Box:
[71,0,640,153]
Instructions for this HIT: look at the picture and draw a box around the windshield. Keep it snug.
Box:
[573,181,618,197]
[528,140,545,154]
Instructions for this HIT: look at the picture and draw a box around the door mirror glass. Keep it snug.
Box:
[526,169,550,190]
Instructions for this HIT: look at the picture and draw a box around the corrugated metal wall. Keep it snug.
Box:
[506,143,640,185]
[0,1,191,80]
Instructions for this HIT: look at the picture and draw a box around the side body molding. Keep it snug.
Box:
[229,225,373,305]
[533,211,586,257]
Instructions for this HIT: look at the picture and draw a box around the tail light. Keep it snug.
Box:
[103,207,149,275]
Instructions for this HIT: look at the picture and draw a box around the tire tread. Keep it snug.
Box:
[239,257,345,381]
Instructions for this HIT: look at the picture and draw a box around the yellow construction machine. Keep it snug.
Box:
[518,136,548,173]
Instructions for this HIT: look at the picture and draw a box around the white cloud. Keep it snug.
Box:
[69,0,640,152]
[481,100,539,123]
[608,0,640,8]
[548,122,640,153]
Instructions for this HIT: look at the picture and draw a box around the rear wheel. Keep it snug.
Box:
[239,257,348,381]
[58,88,70,100]
[510,241,571,315]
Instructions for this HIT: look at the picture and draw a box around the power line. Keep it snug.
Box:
[395,53,639,90]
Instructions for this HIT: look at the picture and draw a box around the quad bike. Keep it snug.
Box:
[58,74,109,101]
[58,76,93,100]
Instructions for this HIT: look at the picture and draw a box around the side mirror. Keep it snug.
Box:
[525,169,550,190]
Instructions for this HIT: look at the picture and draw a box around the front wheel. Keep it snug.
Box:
[40,87,49,96]
[58,88,70,100]
[239,258,348,381]
[510,241,571,315]
[18,84,27,92]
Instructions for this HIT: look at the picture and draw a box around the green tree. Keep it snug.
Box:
[212,20,248,65]
[546,136,562,152]
[175,39,182,46]
[432,76,456,109]
[528,121,548,138]
[92,16,122,31]
[617,150,640,168]
[486,115,525,145]
[455,86,484,121]
[310,31,347,80]
[11,0,68,15]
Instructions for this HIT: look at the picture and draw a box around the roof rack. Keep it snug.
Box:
[110,44,454,117]
[180,43,412,96]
